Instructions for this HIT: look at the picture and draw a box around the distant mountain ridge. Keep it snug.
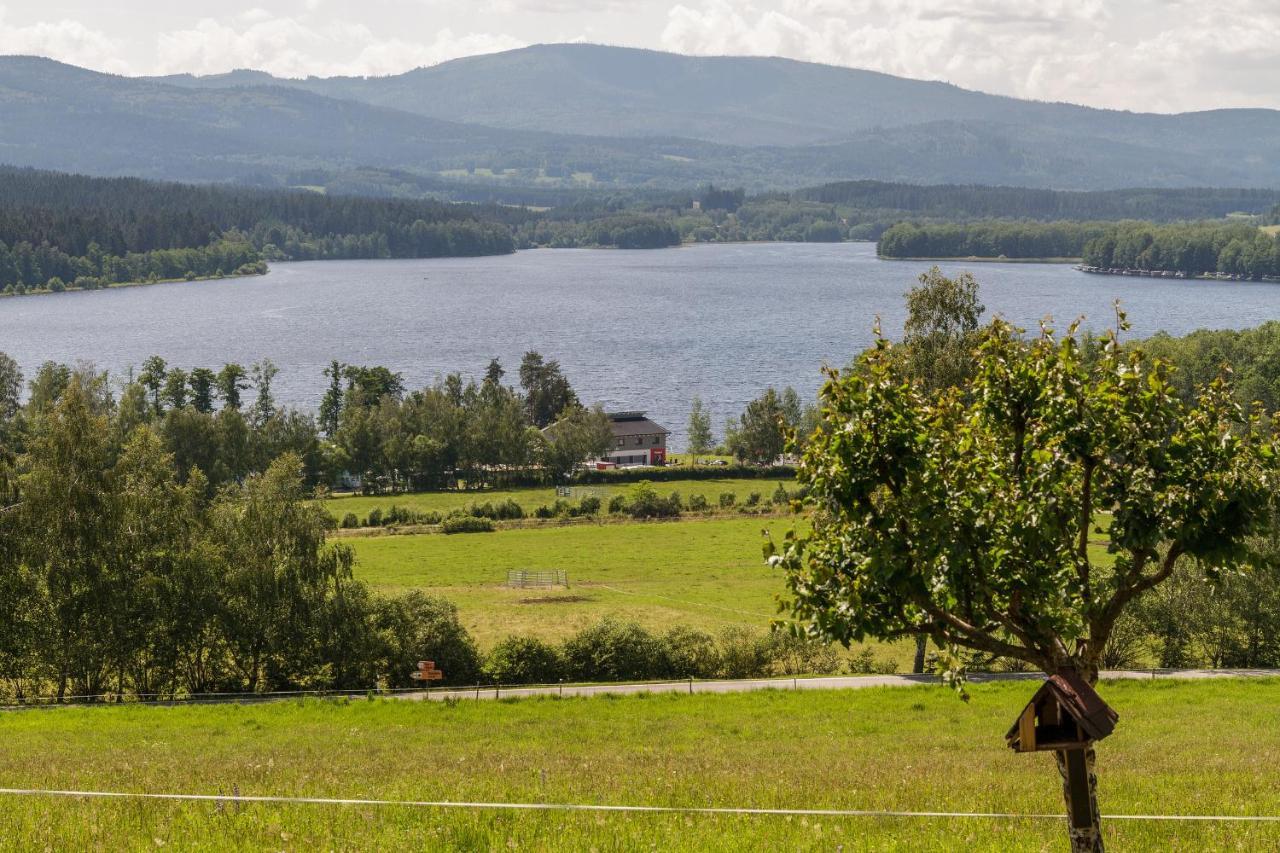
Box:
[1,44,1278,190]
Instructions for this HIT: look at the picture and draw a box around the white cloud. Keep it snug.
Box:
[1,1,1277,111]
[659,0,1280,112]
[0,6,128,73]
[152,15,524,78]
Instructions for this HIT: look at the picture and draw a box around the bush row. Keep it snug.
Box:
[339,482,804,529]
[478,618,896,685]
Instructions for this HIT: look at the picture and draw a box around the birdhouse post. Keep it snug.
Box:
[1006,668,1118,852]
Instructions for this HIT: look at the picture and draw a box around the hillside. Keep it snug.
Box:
[3,47,1280,189]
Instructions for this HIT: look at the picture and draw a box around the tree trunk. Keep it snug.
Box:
[1055,747,1104,852]
[912,635,927,674]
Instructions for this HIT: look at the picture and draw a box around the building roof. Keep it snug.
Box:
[608,411,670,437]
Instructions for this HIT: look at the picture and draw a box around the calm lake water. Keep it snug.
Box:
[5,241,1280,448]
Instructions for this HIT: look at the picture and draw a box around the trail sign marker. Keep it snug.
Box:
[410,660,444,681]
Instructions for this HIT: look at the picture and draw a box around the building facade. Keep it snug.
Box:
[600,411,670,467]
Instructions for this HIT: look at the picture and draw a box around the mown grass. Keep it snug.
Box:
[1,678,1277,849]
[324,476,790,523]
[348,514,1111,663]
[348,515,838,646]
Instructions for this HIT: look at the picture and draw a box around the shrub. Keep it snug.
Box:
[366,507,383,527]
[534,504,555,519]
[562,618,672,681]
[771,483,790,506]
[607,495,628,515]
[468,499,524,521]
[339,512,360,529]
[663,626,720,678]
[441,515,495,534]
[718,492,736,508]
[577,495,602,516]
[484,636,564,684]
[744,492,761,507]
[715,627,772,679]
[370,592,483,687]
[687,494,709,512]
[626,482,681,519]
[764,632,844,676]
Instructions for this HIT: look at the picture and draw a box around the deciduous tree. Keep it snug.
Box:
[772,312,1276,851]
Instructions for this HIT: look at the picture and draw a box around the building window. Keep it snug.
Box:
[652,436,659,445]
[636,436,643,446]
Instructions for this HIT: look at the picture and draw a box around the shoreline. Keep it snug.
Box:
[1077,266,1280,284]
[0,269,267,300]
[878,255,1081,265]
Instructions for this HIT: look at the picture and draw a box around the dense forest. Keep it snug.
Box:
[876,219,1280,279]
[876,220,1111,260]
[1082,222,1280,279]
[515,213,681,249]
[0,167,516,294]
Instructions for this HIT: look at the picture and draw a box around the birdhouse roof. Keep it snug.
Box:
[1005,668,1119,743]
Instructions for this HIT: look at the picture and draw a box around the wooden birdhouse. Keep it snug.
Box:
[1006,668,1118,754]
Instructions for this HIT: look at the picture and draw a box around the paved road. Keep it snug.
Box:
[404,668,1280,702]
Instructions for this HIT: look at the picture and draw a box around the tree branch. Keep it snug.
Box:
[918,598,1052,670]
[1091,543,1182,659]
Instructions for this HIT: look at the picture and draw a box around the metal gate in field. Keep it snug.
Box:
[506,569,569,588]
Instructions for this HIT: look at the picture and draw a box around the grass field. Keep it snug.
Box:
[348,513,1111,658]
[349,515,825,644]
[325,477,790,524]
[1,678,1277,849]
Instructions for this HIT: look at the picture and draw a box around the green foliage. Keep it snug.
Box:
[686,396,714,457]
[440,515,495,534]
[878,220,1110,260]
[561,618,671,682]
[484,636,564,684]
[0,167,516,297]
[1082,221,1280,278]
[624,481,683,519]
[775,310,1277,681]
[725,387,797,464]
[371,592,482,688]
[541,404,613,481]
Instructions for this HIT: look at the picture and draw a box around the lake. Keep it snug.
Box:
[5,241,1280,448]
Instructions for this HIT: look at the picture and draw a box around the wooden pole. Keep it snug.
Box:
[1056,747,1104,852]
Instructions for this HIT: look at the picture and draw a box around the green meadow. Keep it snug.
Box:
[1,678,1277,849]
[349,515,810,643]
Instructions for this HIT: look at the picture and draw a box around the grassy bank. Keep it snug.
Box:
[1,678,1277,849]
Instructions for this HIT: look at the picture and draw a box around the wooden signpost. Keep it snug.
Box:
[410,660,444,682]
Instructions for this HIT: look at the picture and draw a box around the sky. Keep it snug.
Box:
[1,0,1278,113]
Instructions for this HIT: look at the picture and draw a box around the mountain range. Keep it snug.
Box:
[1,43,1278,191]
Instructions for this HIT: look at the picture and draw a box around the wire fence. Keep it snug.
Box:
[0,786,1277,823]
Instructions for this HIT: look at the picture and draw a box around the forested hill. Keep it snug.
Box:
[4,50,1280,190]
[151,43,1280,155]
[0,167,515,295]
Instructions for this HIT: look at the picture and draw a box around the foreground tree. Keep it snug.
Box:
[771,312,1276,851]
